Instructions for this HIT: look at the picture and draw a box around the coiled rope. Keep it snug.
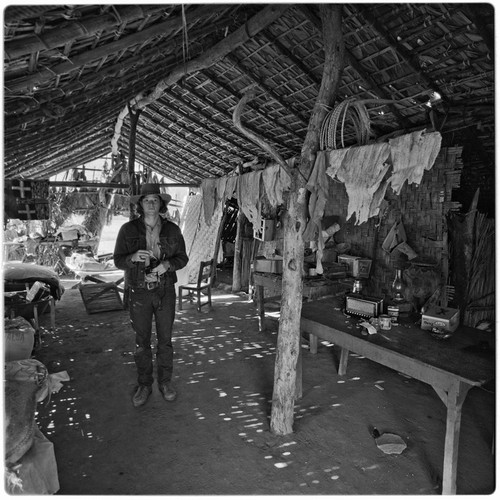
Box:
[320,98,372,150]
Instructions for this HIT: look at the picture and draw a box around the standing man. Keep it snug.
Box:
[114,183,188,407]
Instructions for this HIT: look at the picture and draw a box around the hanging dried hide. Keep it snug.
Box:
[236,170,262,229]
[215,176,228,206]
[201,177,218,225]
[303,151,330,242]
[327,142,391,225]
[388,130,442,195]
[223,175,238,201]
[262,163,291,207]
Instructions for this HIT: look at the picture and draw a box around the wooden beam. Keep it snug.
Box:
[461,5,494,57]
[134,148,203,185]
[233,89,292,179]
[125,116,227,178]
[177,80,295,152]
[134,4,290,110]
[200,69,304,141]
[6,4,230,93]
[5,15,242,120]
[109,4,289,159]
[354,5,449,103]
[226,53,309,127]
[299,5,411,130]
[4,5,167,59]
[138,115,228,176]
[153,96,257,157]
[270,4,345,436]
[50,181,197,188]
[261,28,321,87]
[7,143,110,180]
[146,103,244,161]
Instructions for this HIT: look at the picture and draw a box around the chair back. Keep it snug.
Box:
[197,259,214,287]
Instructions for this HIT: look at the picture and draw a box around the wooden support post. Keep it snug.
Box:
[211,204,228,285]
[128,105,142,220]
[270,4,345,436]
[232,166,245,293]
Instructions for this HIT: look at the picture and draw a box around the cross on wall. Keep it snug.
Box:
[11,180,32,198]
[18,204,37,219]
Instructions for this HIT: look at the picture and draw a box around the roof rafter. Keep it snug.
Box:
[5,5,168,60]
[300,4,412,130]
[153,97,256,157]
[260,28,321,88]
[200,68,304,141]
[177,80,295,152]
[6,4,230,93]
[226,53,309,127]
[353,4,449,103]
[145,105,243,162]
[139,115,230,176]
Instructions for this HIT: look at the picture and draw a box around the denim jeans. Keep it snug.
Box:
[129,284,176,387]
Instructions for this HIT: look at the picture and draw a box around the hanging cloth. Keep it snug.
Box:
[224,176,238,201]
[388,130,442,195]
[236,170,262,229]
[201,178,218,225]
[216,176,228,205]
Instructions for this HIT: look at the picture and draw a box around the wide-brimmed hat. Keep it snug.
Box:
[130,183,172,204]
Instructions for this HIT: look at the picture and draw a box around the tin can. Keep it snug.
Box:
[387,305,399,324]
[379,314,392,330]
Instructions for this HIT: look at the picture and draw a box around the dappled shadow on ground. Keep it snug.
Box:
[32,285,495,495]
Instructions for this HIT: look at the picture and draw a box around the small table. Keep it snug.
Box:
[253,271,351,332]
[300,298,494,495]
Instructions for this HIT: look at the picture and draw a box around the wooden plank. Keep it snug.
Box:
[78,283,123,314]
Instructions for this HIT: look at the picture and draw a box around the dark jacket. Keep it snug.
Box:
[113,217,188,288]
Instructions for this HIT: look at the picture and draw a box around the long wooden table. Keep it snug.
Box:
[300,298,494,495]
[253,271,351,332]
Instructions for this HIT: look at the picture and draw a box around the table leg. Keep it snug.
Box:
[309,333,318,354]
[32,303,39,333]
[338,347,349,376]
[256,285,265,332]
[49,297,56,331]
[432,380,471,495]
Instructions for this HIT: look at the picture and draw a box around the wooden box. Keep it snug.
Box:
[421,306,459,332]
[78,282,123,314]
[254,258,283,274]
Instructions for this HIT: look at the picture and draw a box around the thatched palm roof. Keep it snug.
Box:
[4,4,494,195]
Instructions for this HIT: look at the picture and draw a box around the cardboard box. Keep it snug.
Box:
[421,306,459,332]
[254,258,283,274]
[337,255,372,278]
[353,258,372,278]
[337,255,358,276]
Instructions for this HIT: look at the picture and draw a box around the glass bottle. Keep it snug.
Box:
[391,269,405,303]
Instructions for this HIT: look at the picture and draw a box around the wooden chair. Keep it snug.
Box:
[178,259,214,312]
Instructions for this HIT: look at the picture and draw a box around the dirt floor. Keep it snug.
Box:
[32,276,495,495]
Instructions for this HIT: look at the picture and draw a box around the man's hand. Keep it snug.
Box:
[131,250,152,263]
[152,260,172,275]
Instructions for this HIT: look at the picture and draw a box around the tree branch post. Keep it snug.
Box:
[270,4,345,436]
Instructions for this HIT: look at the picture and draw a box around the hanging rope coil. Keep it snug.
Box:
[320,98,372,150]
